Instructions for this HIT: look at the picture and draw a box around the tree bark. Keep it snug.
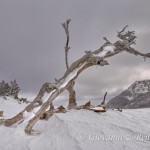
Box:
[67,81,77,108]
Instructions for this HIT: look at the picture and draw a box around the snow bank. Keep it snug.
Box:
[0,97,27,119]
[1,98,150,150]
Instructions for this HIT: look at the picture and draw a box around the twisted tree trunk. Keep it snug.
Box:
[67,81,77,108]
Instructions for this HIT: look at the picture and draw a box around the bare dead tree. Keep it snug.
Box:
[62,19,77,108]
[0,23,150,134]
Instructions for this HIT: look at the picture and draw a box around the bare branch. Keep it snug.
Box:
[125,47,150,59]
[117,26,137,48]
[118,25,128,34]
[62,19,77,108]
[62,19,71,70]
[103,37,111,44]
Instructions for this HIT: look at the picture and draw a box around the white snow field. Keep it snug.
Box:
[0,98,150,150]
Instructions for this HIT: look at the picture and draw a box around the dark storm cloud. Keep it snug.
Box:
[0,0,150,98]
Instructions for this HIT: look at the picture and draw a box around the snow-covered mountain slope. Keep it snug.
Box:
[129,80,150,96]
[106,80,150,109]
[0,97,150,150]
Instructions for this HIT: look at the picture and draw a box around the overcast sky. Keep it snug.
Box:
[0,0,150,100]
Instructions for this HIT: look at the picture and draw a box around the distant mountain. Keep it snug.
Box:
[106,80,150,109]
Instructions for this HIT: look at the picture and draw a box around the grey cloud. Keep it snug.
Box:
[0,0,150,98]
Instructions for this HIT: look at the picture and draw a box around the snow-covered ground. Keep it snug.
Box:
[0,98,150,150]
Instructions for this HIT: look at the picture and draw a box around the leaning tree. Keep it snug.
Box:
[0,20,150,134]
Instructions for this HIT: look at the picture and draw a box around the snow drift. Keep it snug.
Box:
[0,97,150,150]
